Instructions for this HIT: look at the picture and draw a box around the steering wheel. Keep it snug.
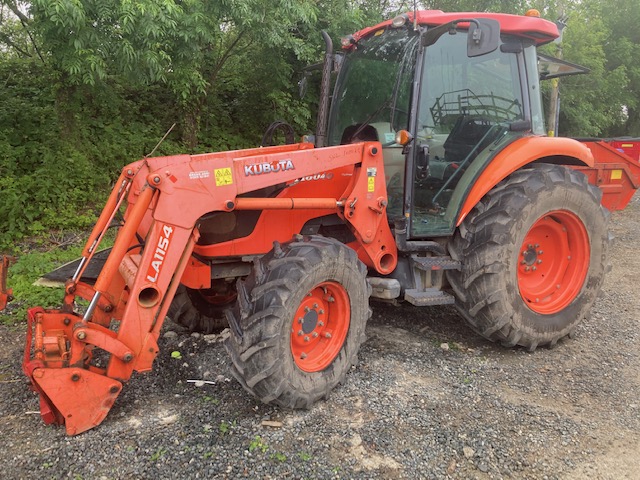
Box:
[261,121,296,147]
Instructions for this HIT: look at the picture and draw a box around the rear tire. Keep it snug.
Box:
[224,236,370,408]
[168,284,231,334]
[448,164,609,351]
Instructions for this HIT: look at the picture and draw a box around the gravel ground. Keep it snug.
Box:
[1,195,639,479]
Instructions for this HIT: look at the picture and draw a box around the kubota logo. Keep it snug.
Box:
[244,159,294,176]
[146,225,174,283]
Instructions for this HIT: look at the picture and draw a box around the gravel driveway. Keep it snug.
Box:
[1,196,639,479]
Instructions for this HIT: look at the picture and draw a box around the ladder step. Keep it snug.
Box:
[404,288,456,306]
[411,255,461,271]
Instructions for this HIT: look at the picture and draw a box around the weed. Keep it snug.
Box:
[272,452,287,462]
[150,448,166,461]
[249,435,268,453]
[298,452,312,461]
[219,420,235,435]
[203,396,220,406]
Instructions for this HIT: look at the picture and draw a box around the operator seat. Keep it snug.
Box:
[443,115,494,163]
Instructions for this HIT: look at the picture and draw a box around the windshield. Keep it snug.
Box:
[327,28,419,146]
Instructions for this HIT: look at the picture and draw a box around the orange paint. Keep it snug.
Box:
[457,136,594,225]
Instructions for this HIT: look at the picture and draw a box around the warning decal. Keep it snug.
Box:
[214,168,233,186]
[368,177,375,192]
[611,169,623,180]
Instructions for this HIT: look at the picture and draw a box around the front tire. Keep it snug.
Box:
[224,236,370,408]
[448,164,609,350]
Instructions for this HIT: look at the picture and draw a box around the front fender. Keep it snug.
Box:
[457,136,594,225]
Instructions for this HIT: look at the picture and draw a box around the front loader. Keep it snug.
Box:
[5,9,640,434]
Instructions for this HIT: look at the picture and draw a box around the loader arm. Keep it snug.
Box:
[23,141,397,435]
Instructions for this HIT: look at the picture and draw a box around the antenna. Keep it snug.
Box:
[145,123,176,158]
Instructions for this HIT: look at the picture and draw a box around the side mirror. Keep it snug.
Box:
[467,19,500,57]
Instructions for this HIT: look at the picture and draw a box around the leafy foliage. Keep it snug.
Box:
[0,0,638,255]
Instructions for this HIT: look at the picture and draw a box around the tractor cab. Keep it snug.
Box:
[326,11,554,237]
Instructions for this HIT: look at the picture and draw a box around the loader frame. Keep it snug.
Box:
[22,141,396,434]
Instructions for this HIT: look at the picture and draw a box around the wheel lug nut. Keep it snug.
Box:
[532,266,537,271]
[318,309,324,315]
[298,330,303,336]
[524,267,530,272]
[300,353,307,359]
[538,250,543,255]
[318,321,325,327]
[313,303,318,309]
[325,333,332,339]
[527,244,533,249]
[304,336,310,342]
[312,332,319,338]
[298,317,304,324]
[537,260,542,264]
[535,244,539,248]
[521,260,526,265]
[327,296,335,303]
[304,306,310,313]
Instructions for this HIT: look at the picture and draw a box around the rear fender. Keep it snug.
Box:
[457,136,594,225]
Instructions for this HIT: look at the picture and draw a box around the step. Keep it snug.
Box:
[404,288,456,307]
[411,255,461,271]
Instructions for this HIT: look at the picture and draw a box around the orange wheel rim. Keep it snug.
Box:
[517,210,590,314]
[290,281,350,372]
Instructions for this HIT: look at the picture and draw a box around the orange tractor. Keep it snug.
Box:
[3,10,640,435]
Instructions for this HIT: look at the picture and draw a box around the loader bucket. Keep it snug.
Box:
[23,307,123,435]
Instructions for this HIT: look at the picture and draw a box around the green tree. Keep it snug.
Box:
[554,2,629,136]
[594,0,640,135]
[28,0,319,148]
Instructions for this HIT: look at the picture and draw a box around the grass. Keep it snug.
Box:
[1,230,115,323]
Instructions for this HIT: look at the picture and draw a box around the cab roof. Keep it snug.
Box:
[351,10,559,46]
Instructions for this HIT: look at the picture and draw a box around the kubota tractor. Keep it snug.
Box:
[4,10,640,435]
